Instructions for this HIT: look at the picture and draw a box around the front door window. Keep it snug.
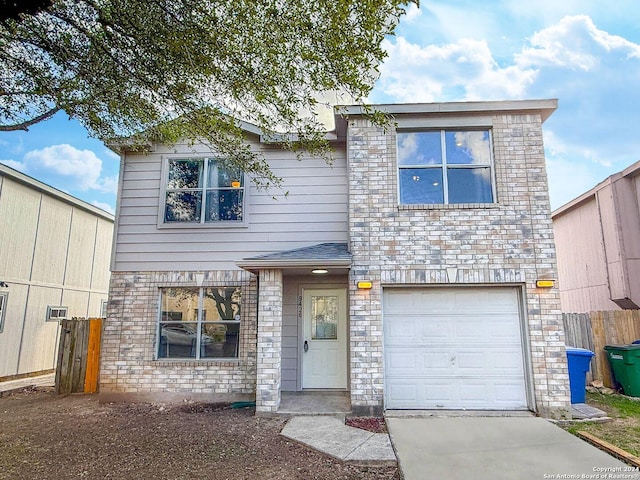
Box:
[311,295,338,340]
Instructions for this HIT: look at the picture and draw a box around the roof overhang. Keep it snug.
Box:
[236,258,351,275]
[236,242,351,275]
[0,164,114,221]
[338,99,558,123]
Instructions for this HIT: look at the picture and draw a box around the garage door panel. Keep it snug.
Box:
[383,317,416,342]
[421,352,452,373]
[423,381,454,404]
[459,382,490,402]
[419,319,452,340]
[387,380,421,404]
[495,382,529,403]
[456,352,486,370]
[385,316,452,344]
[488,350,527,371]
[386,349,418,372]
[383,287,528,410]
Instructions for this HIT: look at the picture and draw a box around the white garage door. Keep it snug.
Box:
[383,287,528,410]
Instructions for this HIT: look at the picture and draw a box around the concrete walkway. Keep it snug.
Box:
[0,373,55,397]
[280,415,396,465]
[386,416,639,480]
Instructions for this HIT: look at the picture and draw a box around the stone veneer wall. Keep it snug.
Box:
[100,270,257,402]
[347,114,571,418]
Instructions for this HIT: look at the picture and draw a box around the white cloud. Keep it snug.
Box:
[94,175,119,194]
[516,15,640,71]
[23,144,103,191]
[373,14,640,202]
[402,3,422,22]
[91,201,115,215]
[0,159,26,171]
[375,36,536,102]
[375,15,640,104]
[2,144,120,207]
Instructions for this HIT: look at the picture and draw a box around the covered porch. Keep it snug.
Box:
[237,243,352,414]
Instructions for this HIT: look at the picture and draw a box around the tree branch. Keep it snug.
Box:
[0,106,60,131]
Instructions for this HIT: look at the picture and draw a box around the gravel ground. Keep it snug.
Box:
[0,387,399,480]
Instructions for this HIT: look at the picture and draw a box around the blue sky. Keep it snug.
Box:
[1,0,639,213]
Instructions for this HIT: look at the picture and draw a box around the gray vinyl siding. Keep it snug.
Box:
[113,140,349,272]
[281,278,299,392]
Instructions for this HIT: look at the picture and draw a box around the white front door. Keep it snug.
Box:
[302,288,348,389]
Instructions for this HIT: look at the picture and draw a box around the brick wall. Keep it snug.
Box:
[346,114,571,418]
[255,269,284,413]
[100,270,257,402]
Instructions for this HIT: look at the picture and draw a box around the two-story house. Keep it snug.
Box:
[101,99,571,418]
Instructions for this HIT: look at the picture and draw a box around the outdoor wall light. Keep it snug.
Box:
[312,269,328,275]
[357,281,373,290]
[536,279,555,288]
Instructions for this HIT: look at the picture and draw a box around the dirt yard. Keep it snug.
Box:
[0,387,399,480]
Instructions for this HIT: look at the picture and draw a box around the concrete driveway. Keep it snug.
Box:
[386,416,640,480]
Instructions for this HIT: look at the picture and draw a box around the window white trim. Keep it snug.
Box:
[158,156,248,228]
[46,306,68,322]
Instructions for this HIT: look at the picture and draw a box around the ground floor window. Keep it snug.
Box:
[158,286,241,359]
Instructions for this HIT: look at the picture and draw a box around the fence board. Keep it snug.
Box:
[83,318,102,393]
[55,319,73,394]
[55,318,103,394]
[71,320,89,393]
[563,310,640,389]
[591,311,610,386]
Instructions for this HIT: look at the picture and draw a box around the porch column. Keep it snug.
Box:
[255,268,283,413]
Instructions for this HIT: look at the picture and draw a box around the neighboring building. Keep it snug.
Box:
[552,160,640,313]
[101,99,571,418]
[0,164,114,380]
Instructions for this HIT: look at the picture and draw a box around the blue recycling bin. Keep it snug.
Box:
[565,347,595,404]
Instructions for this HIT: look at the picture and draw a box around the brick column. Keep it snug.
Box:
[255,269,283,413]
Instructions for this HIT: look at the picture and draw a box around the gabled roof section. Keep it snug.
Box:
[0,164,114,221]
[236,243,351,271]
[109,117,344,154]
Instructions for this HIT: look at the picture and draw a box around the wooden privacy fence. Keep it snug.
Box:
[55,318,102,394]
[563,310,640,388]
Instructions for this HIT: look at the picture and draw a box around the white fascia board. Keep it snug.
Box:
[236,258,351,270]
[337,99,559,123]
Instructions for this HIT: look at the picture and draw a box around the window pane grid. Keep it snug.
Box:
[398,129,494,205]
[164,158,244,224]
[158,286,242,360]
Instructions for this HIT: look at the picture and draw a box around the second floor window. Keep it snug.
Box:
[164,158,244,223]
[398,130,495,205]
